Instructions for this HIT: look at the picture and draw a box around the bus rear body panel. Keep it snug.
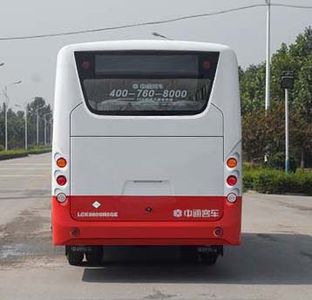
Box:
[71,136,223,196]
[52,196,242,245]
[52,40,242,248]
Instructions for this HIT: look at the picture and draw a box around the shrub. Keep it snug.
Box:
[244,167,312,195]
[27,146,51,155]
[254,169,285,193]
[293,170,312,195]
[267,152,297,173]
[243,168,262,190]
[0,147,51,160]
[0,149,28,160]
[243,171,254,190]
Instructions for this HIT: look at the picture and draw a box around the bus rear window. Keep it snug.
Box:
[75,51,219,115]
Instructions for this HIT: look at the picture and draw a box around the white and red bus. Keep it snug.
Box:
[52,40,242,265]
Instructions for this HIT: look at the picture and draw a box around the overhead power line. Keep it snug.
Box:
[0,3,311,41]
[273,3,312,9]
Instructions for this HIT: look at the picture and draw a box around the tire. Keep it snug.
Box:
[66,251,84,266]
[198,245,223,265]
[199,253,218,265]
[85,246,103,266]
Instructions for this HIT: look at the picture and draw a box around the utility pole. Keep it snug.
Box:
[36,108,40,145]
[25,105,28,150]
[44,115,47,145]
[265,0,271,111]
[36,107,48,145]
[281,71,294,174]
[2,81,22,151]
[49,118,53,145]
[43,112,52,145]
[14,103,28,150]
[285,88,289,172]
[4,87,8,151]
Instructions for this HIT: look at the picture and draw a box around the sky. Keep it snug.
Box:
[0,0,311,108]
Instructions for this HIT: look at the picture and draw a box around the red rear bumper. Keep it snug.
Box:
[51,196,242,246]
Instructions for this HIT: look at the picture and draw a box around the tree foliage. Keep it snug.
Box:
[241,27,312,167]
[0,97,52,150]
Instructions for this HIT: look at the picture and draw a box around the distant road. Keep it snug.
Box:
[0,153,312,300]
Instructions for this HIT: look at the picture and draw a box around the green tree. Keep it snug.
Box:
[0,97,52,150]
[240,63,266,114]
[27,97,52,147]
[241,26,312,167]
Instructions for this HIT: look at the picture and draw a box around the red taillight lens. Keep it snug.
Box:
[56,175,67,186]
[227,175,237,186]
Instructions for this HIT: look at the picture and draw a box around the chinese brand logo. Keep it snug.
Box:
[173,209,183,218]
[173,209,220,218]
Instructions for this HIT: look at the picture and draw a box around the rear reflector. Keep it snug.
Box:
[70,227,80,237]
[226,193,237,203]
[56,175,67,186]
[227,175,237,186]
[56,192,67,203]
[213,227,223,237]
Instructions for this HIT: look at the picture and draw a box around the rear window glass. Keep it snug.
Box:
[75,51,219,115]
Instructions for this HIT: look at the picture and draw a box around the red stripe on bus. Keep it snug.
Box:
[52,196,242,246]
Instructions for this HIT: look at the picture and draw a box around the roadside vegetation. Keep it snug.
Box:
[243,165,312,195]
[0,145,51,160]
[0,97,52,150]
[0,97,52,160]
[241,27,312,195]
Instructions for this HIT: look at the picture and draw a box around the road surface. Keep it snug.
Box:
[0,153,311,300]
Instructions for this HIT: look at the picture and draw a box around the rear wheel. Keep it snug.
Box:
[180,245,223,265]
[197,246,223,265]
[85,246,103,266]
[198,252,218,265]
[66,246,84,266]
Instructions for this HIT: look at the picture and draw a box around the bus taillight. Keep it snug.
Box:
[56,157,67,168]
[56,175,67,186]
[226,157,237,168]
[226,175,237,186]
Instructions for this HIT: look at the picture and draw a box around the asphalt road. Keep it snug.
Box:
[0,153,312,300]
